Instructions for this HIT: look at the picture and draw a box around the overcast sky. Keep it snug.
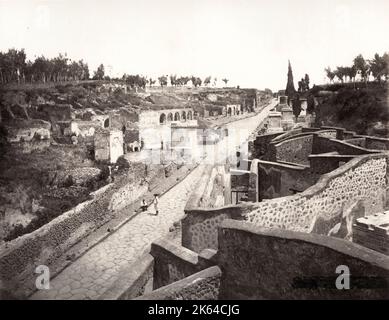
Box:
[1,0,389,90]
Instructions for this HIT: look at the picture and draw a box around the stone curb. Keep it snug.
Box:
[27,163,198,299]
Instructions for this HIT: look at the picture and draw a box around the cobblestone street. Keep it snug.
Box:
[30,165,205,300]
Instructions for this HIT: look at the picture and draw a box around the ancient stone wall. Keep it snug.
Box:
[312,135,375,155]
[185,165,227,209]
[183,154,388,252]
[136,266,221,300]
[0,162,174,296]
[245,154,388,240]
[273,135,314,165]
[257,160,318,200]
[316,130,337,138]
[150,238,204,289]
[308,154,355,175]
[218,219,389,299]
[249,132,282,160]
[182,204,253,253]
[365,136,389,150]
[345,138,366,148]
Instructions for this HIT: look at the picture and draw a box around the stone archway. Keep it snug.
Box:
[167,113,173,122]
[227,107,232,116]
[174,112,180,121]
[104,118,109,128]
[187,111,193,120]
[181,111,186,121]
[159,113,167,125]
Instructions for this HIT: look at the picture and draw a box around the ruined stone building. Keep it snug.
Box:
[94,129,124,163]
[99,125,389,300]
[138,108,197,151]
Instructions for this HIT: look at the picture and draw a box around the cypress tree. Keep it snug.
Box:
[285,60,296,103]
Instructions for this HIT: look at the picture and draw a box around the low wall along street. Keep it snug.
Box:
[135,220,389,300]
[217,220,389,299]
[136,266,222,300]
[183,153,389,253]
[246,153,388,239]
[0,162,181,297]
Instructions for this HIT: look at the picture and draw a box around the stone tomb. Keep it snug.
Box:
[267,112,283,133]
[281,105,294,131]
[353,211,389,255]
[94,129,124,163]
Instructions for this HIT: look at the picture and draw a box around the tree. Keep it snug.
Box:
[93,64,105,80]
[191,76,202,87]
[334,66,346,83]
[307,94,315,114]
[325,67,336,83]
[383,52,389,82]
[298,78,305,92]
[32,56,50,83]
[158,75,168,87]
[304,74,310,90]
[353,54,369,83]
[170,74,177,86]
[222,78,229,86]
[347,66,357,82]
[285,60,296,98]
[148,77,156,87]
[177,76,190,86]
[292,94,302,119]
[369,53,387,82]
[204,76,211,86]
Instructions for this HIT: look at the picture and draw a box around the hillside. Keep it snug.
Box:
[0,81,269,243]
[312,83,389,137]
[0,81,262,124]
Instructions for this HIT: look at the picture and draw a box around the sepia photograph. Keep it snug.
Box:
[0,0,388,309]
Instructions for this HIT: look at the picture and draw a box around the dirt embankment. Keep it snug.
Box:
[313,83,389,137]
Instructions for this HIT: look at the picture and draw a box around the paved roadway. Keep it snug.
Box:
[30,99,277,300]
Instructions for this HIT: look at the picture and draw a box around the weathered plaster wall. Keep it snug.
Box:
[136,266,221,300]
[345,138,366,148]
[308,154,355,175]
[218,220,389,299]
[185,165,228,209]
[316,130,337,139]
[150,238,217,290]
[250,132,283,160]
[365,136,389,150]
[257,160,318,200]
[151,238,201,289]
[246,154,388,240]
[182,204,253,253]
[312,135,375,156]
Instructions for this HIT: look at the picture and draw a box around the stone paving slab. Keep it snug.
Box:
[30,165,205,300]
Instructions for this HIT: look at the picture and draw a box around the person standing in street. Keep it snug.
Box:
[153,194,159,215]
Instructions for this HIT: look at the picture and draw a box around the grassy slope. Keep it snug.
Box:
[314,83,389,137]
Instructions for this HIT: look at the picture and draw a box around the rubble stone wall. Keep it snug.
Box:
[182,204,253,253]
[136,266,221,300]
[246,154,388,240]
[0,162,173,296]
[273,135,314,165]
[218,220,389,299]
